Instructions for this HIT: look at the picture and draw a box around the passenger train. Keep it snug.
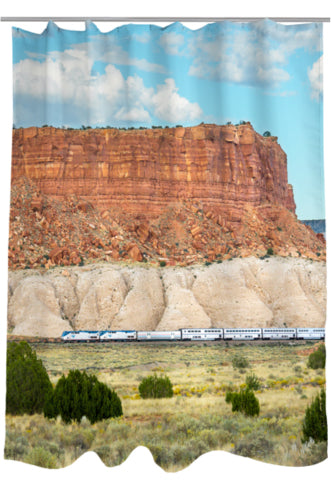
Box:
[61,327,325,342]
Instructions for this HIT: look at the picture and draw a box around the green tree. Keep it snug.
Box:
[139,373,173,399]
[44,370,122,424]
[307,344,326,370]
[302,389,327,443]
[263,131,271,137]
[6,341,53,415]
[226,388,260,416]
[87,379,123,424]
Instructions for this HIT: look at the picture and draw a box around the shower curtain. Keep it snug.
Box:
[5,19,326,470]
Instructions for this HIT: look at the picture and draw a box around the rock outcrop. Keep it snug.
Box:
[11,123,295,217]
[8,124,325,268]
[7,258,326,337]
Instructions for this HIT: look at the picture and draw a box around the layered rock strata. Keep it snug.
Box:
[9,123,325,268]
[12,123,295,218]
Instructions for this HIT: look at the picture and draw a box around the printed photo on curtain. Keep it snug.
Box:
[5,19,326,470]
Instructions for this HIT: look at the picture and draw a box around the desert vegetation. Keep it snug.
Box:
[138,373,174,399]
[44,370,122,424]
[6,341,52,415]
[225,388,260,416]
[5,340,327,470]
[307,344,326,370]
[302,388,327,443]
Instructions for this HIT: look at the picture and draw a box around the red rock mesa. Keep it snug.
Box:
[9,123,325,268]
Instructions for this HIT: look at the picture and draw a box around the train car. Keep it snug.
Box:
[223,328,262,340]
[61,331,100,342]
[262,328,296,340]
[296,328,325,340]
[181,328,223,341]
[99,330,136,341]
[137,330,181,341]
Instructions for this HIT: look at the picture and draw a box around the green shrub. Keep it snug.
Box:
[139,373,173,399]
[44,370,122,424]
[232,355,249,370]
[233,433,274,458]
[302,389,327,443]
[245,373,261,391]
[6,341,53,415]
[266,247,274,256]
[225,388,260,416]
[4,434,29,460]
[159,260,166,267]
[24,447,57,469]
[307,344,326,370]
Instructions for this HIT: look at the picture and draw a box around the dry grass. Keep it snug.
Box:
[5,341,327,470]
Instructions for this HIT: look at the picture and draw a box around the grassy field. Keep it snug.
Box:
[5,340,327,470]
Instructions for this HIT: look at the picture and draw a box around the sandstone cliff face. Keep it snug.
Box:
[7,258,326,338]
[9,124,325,269]
[11,123,295,217]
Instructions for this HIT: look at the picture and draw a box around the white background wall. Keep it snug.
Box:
[0,1,330,495]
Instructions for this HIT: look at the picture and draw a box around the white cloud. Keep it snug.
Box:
[13,50,202,126]
[255,21,321,53]
[125,75,154,108]
[308,56,323,100]
[256,66,290,84]
[188,21,321,87]
[114,106,151,122]
[159,32,185,55]
[96,43,166,73]
[189,45,290,86]
[152,79,202,122]
[46,38,167,75]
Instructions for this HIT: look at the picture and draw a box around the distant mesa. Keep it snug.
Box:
[9,123,326,269]
[301,219,325,234]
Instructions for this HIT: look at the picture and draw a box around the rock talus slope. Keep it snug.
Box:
[9,123,325,269]
[7,258,326,337]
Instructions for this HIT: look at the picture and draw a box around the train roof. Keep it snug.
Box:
[61,330,100,336]
[99,330,136,333]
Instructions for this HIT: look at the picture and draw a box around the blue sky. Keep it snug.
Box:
[12,20,324,219]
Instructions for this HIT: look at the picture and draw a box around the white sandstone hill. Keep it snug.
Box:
[7,257,326,338]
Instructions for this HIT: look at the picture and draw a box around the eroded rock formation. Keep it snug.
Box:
[12,123,295,216]
[7,258,326,337]
[9,123,325,268]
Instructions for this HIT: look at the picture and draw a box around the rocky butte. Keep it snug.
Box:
[9,122,325,268]
[12,122,295,215]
